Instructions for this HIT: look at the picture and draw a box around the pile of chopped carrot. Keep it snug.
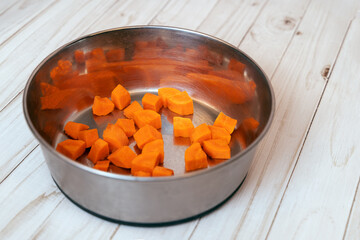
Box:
[51,40,259,176]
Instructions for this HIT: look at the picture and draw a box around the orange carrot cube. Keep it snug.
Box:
[190,123,211,144]
[93,160,110,172]
[131,152,160,175]
[108,146,137,169]
[78,129,99,148]
[158,87,181,108]
[111,84,131,110]
[115,119,136,137]
[74,50,85,64]
[202,139,231,159]
[241,117,259,131]
[167,91,193,115]
[184,143,208,172]
[142,93,163,112]
[132,171,151,177]
[209,125,231,144]
[173,116,194,137]
[123,101,143,119]
[56,139,86,160]
[88,138,109,164]
[142,139,164,163]
[213,112,237,134]
[64,121,89,139]
[152,166,174,177]
[92,96,114,116]
[133,109,162,129]
[133,125,162,149]
[103,123,129,152]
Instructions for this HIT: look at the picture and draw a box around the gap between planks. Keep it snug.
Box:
[342,177,360,240]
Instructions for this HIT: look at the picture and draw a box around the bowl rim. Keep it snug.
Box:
[23,25,275,182]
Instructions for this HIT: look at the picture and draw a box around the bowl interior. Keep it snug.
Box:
[25,26,273,176]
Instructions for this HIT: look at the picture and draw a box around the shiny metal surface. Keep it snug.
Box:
[23,26,275,224]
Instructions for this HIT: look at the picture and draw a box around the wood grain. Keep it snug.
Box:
[267,16,360,239]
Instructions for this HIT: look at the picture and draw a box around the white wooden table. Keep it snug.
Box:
[1,0,360,239]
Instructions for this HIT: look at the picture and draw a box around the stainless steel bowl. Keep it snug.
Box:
[23,26,274,225]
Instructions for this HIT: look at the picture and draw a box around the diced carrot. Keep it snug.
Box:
[241,117,259,131]
[103,123,129,152]
[123,101,143,119]
[74,50,85,64]
[40,82,59,96]
[228,58,246,73]
[92,96,115,116]
[158,87,181,108]
[173,116,194,137]
[202,139,231,159]
[106,48,125,62]
[50,60,75,85]
[108,146,137,169]
[132,171,151,177]
[133,125,162,149]
[133,109,162,129]
[131,152,160,175]
[152,166,174,177]
[190,123,211,144]
[209,125,231,144]
[88,138,109,164]
[111,84,131,110]
[89,48,106,61]
[56,139,86,160]
[213,112,237,134]
[184,143,208,172]
[93,160,110,172]
[64,121,89,139]
[142,139,164,163]
[115,118,136,137]
[78,129,99,148]
[167,91,193,115]
[142,93,163,112]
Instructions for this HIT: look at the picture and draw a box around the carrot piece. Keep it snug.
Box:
[56,139,86,160]
[142,93,163,112]
[142,139,164,163]
[132,171,151,177]
[133,125,162,149]
[202,139,231,159]
[123,101,143,119]
[93,160,110,172]
[152,166,174,177]
[88,138,109,164]
[64,121,89,139]
[74,50,85,64]
[228,58,246,73]
[213,112,237,134]
[78,129,99,148]
[158,87,181,108]
[111,84,131,110]
[50,60,75,84]
[131,152,160,175]
[89,48,106,61]
[184,143,208,172]
[209,125,231,144]
[103,123,129,152]
[133,109,162,129]
[241,117,259,131]
[173,116,194,137]
[108,146,137,169]
[167,91,194,115]
[40,82,59,96]
[92,96,115,116]
[115,119,136,137]
[106,48,125,62]
[190,123,211,144]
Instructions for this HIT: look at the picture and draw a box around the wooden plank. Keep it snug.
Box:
[344,178,360,240]
[267,17,360,239]
[189,0,360,239]
[0,0,57,45]
[0,93,38,182]
[197,0,268,46]
[150,0,218,28]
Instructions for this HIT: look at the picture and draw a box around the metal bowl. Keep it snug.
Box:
[23,26,274,225]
